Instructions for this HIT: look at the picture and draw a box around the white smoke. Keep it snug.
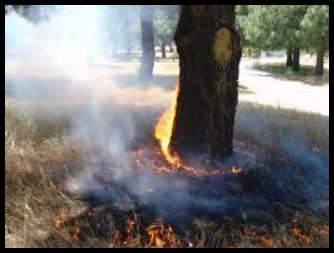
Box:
[5,5,143,188]
[6,6,119,65]
[5,5,328,223]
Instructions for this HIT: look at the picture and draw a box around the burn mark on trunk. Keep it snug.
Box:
[169,5,242,165]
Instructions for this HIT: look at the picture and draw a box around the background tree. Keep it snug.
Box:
[300,5,329,75]
[120,6,141,57]
[274,5,308,71]
[103,6,124,57]
[102,6,141,58]
[153,5,179,58]
[239,5,308,71]
[139,5,155,81]
[235,5,251,56]
[5,5,56,23]
[236,5,249,16]
[170,5,242,164]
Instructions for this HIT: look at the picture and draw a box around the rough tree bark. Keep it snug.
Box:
[170,5,242,164]
[139,5,155,81]
[315,38,324,76]
[291,47,300,72]
[286,46,293,67]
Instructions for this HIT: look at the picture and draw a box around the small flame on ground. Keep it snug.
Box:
[146,222,181,247]
[231,166,242,174]
[292,227,314,244]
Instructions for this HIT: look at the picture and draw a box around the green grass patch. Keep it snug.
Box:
[256,63,314,76]
[253,63,329,86]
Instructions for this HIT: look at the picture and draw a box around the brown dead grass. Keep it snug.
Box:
[5,98,328,248]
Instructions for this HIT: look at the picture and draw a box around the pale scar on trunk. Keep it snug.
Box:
[213,28,232,66]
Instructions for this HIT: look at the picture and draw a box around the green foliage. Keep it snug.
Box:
[236,5,249,16]
[153,5,179,46]
[238,5,329,55]
[253,63,329,85]
[6,5,57,23]
[255,63,315,76]
[104,6,141,52]
[235,5,248,44]
[239,5,308,50]
[299,5,329,53]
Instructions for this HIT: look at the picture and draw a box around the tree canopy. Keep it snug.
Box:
[299,5,329,54]
[237,5,329,54]
[239,5,309,51]
[153,5,179,48]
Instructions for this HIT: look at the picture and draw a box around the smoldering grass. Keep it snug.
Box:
[5,92,329,248]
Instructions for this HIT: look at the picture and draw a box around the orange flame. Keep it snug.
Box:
[154,84,243,177]
[146,223,181,247]
[154,84,181,166]
[231,166,242,174]
[292,228,313,244]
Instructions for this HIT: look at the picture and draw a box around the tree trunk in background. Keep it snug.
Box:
[139,5,155,81]
[292,47,300,72]
[315,39,324,76]
[286,46,293,67]
[161,41,166,58]
[170,5,242,164]
[169,43,174,52]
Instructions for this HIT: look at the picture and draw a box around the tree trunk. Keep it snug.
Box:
[292,47,300,72]
[286,46,293,67]
[139,5,155,81]
[315,39,324,76]
[170,5,242,164]
[169,43,174,53]
[161,41,166,59]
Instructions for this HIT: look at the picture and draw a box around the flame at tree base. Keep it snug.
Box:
[154,83,181,167]
[154,83,243,176]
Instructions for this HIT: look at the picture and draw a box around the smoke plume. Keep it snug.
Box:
[5,5,328,226]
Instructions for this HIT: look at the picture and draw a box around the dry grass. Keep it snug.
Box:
[5,47,329,248]
[5,98,329,248]
[5,106,90,247]
[4,55,329,247]
[235,102,329,150]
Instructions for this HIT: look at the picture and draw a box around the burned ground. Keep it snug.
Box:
[5,84,329,247]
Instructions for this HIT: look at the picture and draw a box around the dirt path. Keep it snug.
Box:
[238,57,329,116]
